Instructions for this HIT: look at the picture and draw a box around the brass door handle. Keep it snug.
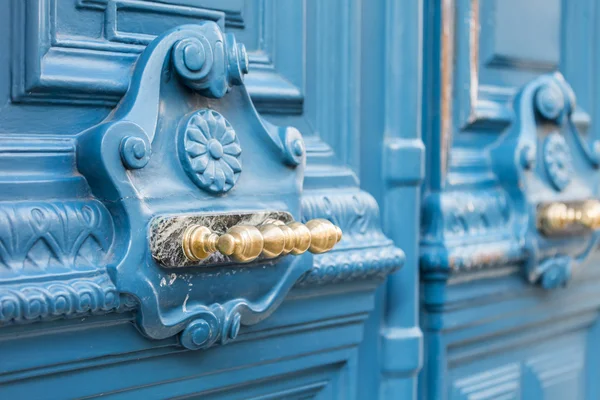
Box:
[537,200,600,235]
[182,219,342,263]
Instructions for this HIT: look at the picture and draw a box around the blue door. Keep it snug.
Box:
[420,0,600,399]
[0,0,409,399]
[1,1,598,399]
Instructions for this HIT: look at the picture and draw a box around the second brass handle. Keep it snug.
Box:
[182,218,342,263]
[538,200,600,235]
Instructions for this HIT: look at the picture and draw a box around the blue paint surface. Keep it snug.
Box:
[0,1,598,399]
[0,2,405,398]
[420,1,600,399]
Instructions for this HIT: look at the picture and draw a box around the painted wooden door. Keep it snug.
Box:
[0,0,412,399]
[3,1,593,399]
[420,0,600,399]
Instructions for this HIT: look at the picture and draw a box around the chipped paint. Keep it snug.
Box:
[440,0,455,188]
[182,293,190,312]
[469,0,480,121]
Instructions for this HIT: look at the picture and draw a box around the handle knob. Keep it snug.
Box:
[181,218,343,263]
[182,226,219,261]
[581,200,600,229]
[305,219,343,254]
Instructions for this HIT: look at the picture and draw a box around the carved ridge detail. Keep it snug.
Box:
[299,190,404,285]
[0,274,124,324]
[421,241,526,273]
[421,189,512,243]
[296,246,404,287]
[301,191,388,243]
[420,188,518,273]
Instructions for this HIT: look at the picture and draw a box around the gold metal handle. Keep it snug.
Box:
[182,218,343,263]
[538,200,600,235]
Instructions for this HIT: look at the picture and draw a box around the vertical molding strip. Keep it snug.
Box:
[379,0,425,399]
[440,0,455,190]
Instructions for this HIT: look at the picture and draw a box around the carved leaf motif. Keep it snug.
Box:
[222,163,236,185]
[222,154,241,172]
[192,155,209,173]
[80,205,95,226]
[214,168,226,192]
[203,160,216,182]
[301,192,382,242]
[223,142,241,156]
[0,201,113,274]
[188,127,208,144]
[221,130,236,147]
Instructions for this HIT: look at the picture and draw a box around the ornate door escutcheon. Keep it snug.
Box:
[73,22,316,349]
[61,21,404,351]
[150,212,342,267]
[491,72,600,289]
[421,73,600,290]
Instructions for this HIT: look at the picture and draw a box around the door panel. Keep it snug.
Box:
[421,0,600,399]
[12,0,302,113]
[4,0,597,398]
[450,332,585,400]
[0,1,407,399]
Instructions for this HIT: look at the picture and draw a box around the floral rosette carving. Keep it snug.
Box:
[543,132,573,191]
[180,110,242,193]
